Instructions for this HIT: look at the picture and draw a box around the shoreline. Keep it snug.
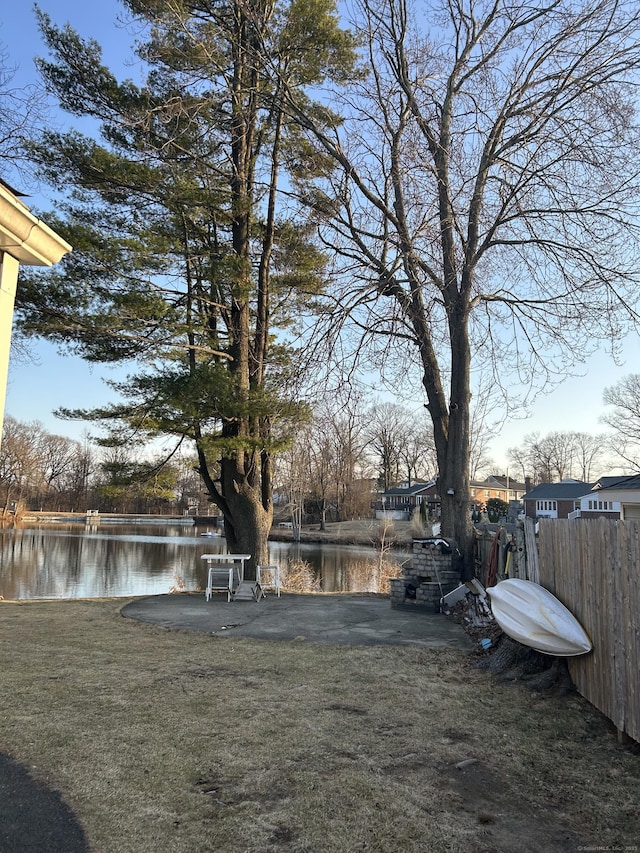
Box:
[10,512,418,550]
[267,519,415,549]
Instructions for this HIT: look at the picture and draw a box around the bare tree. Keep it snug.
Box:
[323,387,373,519]
[364,401,437,488]
[40,434,80,491]
[62,437,95,509]
[0,42,48,187]
[364,402,409,490]
[508,430,609,483]
[309,436,333,530]
[272,433,306,536]
[274,385,376,525]
[398,420,438,485]
[602,374,640,468]
[571,432,610,481]
[0,417,47,512]
[285,0,640,573]
[534,432,576,482]
[468,381,500,480]
[507,443,531,487]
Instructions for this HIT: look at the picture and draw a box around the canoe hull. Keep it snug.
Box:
[487,579,592,656]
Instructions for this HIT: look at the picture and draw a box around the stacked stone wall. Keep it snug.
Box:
[390,538,461,613]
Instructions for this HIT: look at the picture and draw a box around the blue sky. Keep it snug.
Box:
[2,1,639,470]
[2,1,132,445]
[1,1,133,86]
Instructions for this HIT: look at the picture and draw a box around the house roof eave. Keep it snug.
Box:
[0,181,72,266]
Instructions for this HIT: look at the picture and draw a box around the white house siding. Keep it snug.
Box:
[591,488,640,521]
[578,497,620,515]
[536,500,558,519]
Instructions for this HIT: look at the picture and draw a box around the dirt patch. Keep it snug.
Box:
[441,757,581,852]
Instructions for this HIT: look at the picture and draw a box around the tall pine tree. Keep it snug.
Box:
[19,0,357,569]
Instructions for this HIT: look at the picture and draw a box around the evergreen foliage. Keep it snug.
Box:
[17,0,357,567]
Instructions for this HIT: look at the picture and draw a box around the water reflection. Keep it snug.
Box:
[0,524,407,600]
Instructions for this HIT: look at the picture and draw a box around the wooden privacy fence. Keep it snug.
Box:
[473,518,639,741]
[536,518,639,743]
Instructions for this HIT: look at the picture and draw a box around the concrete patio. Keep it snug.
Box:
[122,591,474,648]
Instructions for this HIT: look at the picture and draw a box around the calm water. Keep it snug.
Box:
[0,523,407,600]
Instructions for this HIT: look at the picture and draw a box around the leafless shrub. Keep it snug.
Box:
[343,558,403,594]
[280,558,322,592]
[169,574,185,594]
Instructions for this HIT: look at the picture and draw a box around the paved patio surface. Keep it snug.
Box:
[122,591,474,648]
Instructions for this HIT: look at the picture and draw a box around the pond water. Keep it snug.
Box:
[0,523,409,600]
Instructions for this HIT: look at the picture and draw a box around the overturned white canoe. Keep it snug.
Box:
[487,579,592,657]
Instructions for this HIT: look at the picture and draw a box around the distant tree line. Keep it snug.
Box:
[0,416,204,516]
[274,392,439,528]
[5,367,640,518]
[0,394,452,520]
[507,431,610,485]
[507,373,640,484]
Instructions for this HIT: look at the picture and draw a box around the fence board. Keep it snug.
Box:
[631,526,640,739]
[523,517,540,583]
[611,522,625,732]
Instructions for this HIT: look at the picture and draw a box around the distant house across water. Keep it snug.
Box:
[377,474,527,520]
[377,480,440,520]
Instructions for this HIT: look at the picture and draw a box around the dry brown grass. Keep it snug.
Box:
[0,598,638,853]
[335,557,403,594]
[280,557,403,595]
[279,558,322,592]
[271,518,415,547]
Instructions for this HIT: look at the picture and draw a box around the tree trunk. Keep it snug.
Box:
[441,300,473,578]
[221,471,272,577]
[195,441,273,579]
[414,293,474,577]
